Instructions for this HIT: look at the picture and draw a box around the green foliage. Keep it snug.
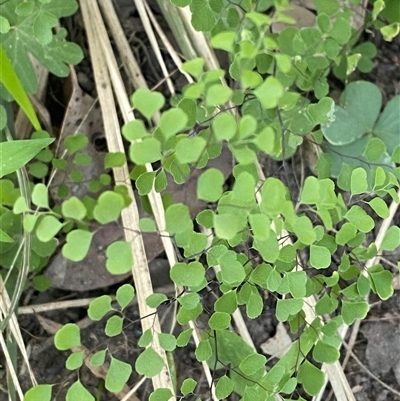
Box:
[24,384,52,401]
[0,0,83,97]
[322,81,399,186]
[3,1,399,400]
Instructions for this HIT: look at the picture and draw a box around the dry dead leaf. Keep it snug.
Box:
[260,322,292,359]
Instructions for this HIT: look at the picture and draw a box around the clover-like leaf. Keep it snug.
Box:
[54,323,80,350]
[131,89,165,119]
[322,81,382,146]
[106,357,132,392]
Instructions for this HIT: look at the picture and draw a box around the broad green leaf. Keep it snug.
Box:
[249,214,270,240]
[195,339,212,362]
[62,196,87,220]
[0,228,14,243]
[158,333,176,352]
[165,203,193,234]
[241,70,263,88]
[116,284,135,309]
[380,23,400,41]
[93,191,125,224]
[159,108,188,139]
[32,183,49,208]
[0,139,53,178]
[175,136,206,163]
[0,16,10,34]
[106,241,133,275]
[313,340,339,363]
[36,215,63,242]
[149,388,174,401]
[104,152,126,168]
[254,76,284,109]
[54,323,80,350]
[219,251,246,286]
[170,262,204,287]
[146,293,168,308]
[254,126,276,155]
[297,360,325,396]
[181,378,197,395]
[300,176,320,204]
[335,223,357,246]
[287,271,307,298]
[122,119,148,141]
[90,350,106,367]
[212,112,237,140]
[208,312,231,330]
[0,45,41,128]
[106,357,132,392]
[215,291,237,314]
[293,216,316,245]
[62,229,93,262]
[154,169,167,192]
[206,83,232,107]
[139,217,157,232]
[190,0,217,32]
[135,347,164,378]
[64,134,88,153]
[178,98,197,128]
[129,138,162,165]
[131,89,164,119]
[177,328,194,347]
[310,245,331,269]
[178,293,200,310]
[66,351,84,370]
[276,298,303,322]
[363,138,386,162]
[197,168,225,202]
[138,329,153,347]
[322,81,382,146]
[105,315,124,337]
[329,17,351,45]
[381,226,400,251]
[34,11,58,45]
[215,375,234,400]
[345,205,375,233]
[368,265,394,300]
[350,168,368,195]
[88,295,113,321]
[315,294,338,315]
[239,354,267,376]
[341,300,369,325]
[374,95,400,155]
[66,380,94,401]
[368,197,389,218]
[306,97,335,125]
[267,268,282,292]
[214,213,242,240]
[24,384,52,401]
[181,59,204,80]
[211,31,236,52]
[246,291,264,318]
[136,172,156,196]
[260,177,287,215]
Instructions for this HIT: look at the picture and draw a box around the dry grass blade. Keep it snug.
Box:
[143,0,193,84]
[79,0,174,394]
[0,329,24,400]
[134,0,175,94]
[97,0,148,90]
